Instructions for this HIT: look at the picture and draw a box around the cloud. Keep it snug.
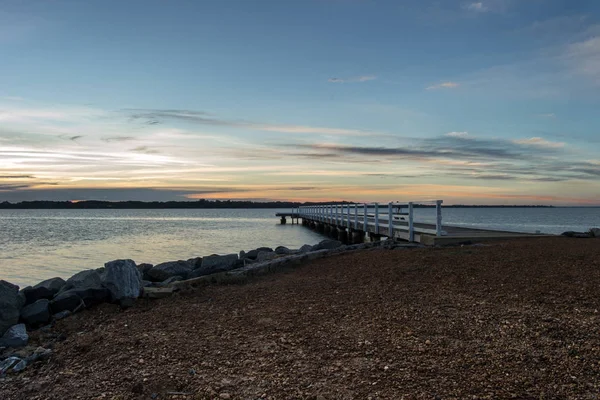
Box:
[426,82,460,90]
[328,75,376,83]
[536,113,556,118]
[445,131,470,138]
[513,137,565,149]
[464,2,488,12]
[0,175,34,179]
[102,136,137,142]
[130,146,160,155]
[127,109,373,136]
[563,36,600,83]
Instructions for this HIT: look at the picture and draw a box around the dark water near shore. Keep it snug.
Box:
[1,207,598,287]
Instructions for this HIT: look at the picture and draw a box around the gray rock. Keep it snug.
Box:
[156,276,184,287]
[52,310,72,321]
[137,263,153,280]
[187,257,203,269]
[198,254,240,274]
[62,270,102,292]
[72,287,111,307]
[50,291,83,314]
[141,280,154,288]
[20,299,51,327]
[299,244,313,253]
[23,277,66,305]
[256,247,273,253]
[239,250,246,259]
[147,260,193,282]
[312,239,342,251]
[25,347,53,363]
[0,357,22,374]
[243,249,259,260]
[275,246,293,255]
[591,228,600,238]
[12,359,27,372]
[102,259,141,307]
[257,251,277,262]
[0,280,21,337]
[0,324,28,348]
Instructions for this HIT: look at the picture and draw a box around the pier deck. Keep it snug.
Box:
[280,202,551,245]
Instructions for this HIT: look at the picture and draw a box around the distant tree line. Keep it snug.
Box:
[0,199,553,209]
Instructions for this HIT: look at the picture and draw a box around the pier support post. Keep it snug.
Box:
[280,217,287,225]
[338,229,348,244]
[352,230,364,244]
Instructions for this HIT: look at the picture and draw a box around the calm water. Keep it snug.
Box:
[0,207,599,287]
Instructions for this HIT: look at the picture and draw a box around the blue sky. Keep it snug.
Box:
[1,0,599,204]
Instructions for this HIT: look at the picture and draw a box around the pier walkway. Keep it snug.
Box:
[278,201,550,245]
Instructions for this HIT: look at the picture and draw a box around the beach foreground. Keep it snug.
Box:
[1,237,600,399]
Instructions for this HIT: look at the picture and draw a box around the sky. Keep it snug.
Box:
[1,0,600,205]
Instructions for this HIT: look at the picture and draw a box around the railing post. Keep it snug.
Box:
[347,204,351,229]
[363,203,367,231]
[408,202,414,242]
[354,204,358,229]
[336,204,340,226]
[436,200,443,236]
[388,202,393,239]
[374,202,379,234]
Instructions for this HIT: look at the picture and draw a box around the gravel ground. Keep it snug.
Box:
[2,237,600,399]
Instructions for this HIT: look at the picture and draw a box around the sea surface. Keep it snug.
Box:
[1,207,599,287]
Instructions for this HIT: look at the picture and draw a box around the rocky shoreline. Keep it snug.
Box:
[0,238,417,376]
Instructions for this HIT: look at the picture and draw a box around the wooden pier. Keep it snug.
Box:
[278,201,550,245]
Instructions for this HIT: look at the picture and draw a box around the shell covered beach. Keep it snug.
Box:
[1,237,600,399]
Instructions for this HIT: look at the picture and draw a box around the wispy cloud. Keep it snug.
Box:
[445,131,470,138]
[464,2,488,12]
[128,109,374,136]
[426,81,460,90]
[328,75,376,83]
[536,113,556,118]
[563,35,600,84]
[513,137,565,149]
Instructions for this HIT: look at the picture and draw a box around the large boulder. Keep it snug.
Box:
[62,270,102,292]
[243,247,273,260]
[0,280,22,337]
[50,290,84,314]
[299,244,313,253]
[102,259,142,307]
[22,277,66,305]
[20,299,51,327]
[0,323,28,348]
[188,254,241,279]
[136,263,153,280]
[312,239,342,251]
[275,246,293,255]
[187,257,203,269]
[146,261,193,282]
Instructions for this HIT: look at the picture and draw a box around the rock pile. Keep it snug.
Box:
[0,238,417,376]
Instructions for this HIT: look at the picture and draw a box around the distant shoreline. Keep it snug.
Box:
[0,200,559,209]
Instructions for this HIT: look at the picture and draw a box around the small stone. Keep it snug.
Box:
[52,310,72,321]
[219,393,231,399]
[12,359,27,372]
[0,323,28,348]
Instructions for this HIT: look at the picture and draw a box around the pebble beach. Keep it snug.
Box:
[1,236,600,399]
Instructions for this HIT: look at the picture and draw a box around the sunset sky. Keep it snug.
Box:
[1,0,599,205]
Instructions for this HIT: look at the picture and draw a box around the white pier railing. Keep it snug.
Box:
[295,200,444,241]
